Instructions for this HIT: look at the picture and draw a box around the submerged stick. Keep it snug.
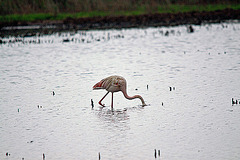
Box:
[91,99,94,108]
[232,98,234,105]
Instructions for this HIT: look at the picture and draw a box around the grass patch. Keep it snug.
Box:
[1,4,240,23]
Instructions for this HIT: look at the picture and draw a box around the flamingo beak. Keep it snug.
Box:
[142,103,147,107]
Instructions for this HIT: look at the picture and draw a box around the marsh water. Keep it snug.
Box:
[1,22,240,160]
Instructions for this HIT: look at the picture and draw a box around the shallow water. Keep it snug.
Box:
[1,23,240,160]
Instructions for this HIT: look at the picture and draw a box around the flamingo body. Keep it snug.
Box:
[93,75,146,109]
[93,75,123,92]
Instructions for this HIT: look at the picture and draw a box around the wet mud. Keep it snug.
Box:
[0,8,240,38]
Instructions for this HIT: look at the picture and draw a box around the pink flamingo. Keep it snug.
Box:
[93,75,146,109]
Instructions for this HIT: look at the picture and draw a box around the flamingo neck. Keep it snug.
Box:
[121,87,146,106]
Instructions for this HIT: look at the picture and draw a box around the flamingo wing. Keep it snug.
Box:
[93,76,124,92]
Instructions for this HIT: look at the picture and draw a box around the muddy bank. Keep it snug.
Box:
[1,8,240,37]
[63,8,240,29]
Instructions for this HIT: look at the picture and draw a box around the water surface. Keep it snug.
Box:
[1,23,240,160]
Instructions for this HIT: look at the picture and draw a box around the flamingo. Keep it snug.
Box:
[93,75,146,109]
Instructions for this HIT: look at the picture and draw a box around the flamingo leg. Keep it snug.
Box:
[111,92,114,110]
[99,91,109,107]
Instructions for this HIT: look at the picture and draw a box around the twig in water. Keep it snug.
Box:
[91,99,94,108]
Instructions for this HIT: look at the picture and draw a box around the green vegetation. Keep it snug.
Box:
[0,0,240,23]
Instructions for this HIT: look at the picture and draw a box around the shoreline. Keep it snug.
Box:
[1,8,240,37]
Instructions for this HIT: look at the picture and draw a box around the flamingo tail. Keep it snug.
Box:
[93,81,104,90]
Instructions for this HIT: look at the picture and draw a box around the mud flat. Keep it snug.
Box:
[0,8,240,37]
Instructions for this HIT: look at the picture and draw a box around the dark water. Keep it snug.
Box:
[1,22,240,160]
